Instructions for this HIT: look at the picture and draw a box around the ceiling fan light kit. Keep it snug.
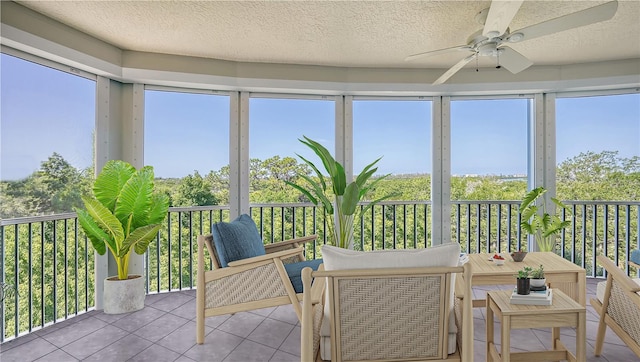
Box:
[405,0,619,85]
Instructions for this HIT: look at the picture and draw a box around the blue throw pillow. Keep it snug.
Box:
[211,214,266,267]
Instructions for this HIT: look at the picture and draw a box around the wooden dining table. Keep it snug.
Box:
[457,251,587,308]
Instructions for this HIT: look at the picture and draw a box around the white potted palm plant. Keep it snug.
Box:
[75,160,169,313]
[286,136,397,249]
[519,187,571,252]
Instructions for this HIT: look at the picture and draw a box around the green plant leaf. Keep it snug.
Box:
[81,196,124,252]
[115,166,154,231]
[119,224,163,257]
[285,181,319,205]
[520,220,534,234]
[355,167,377,191]
[333,162,347,196]
[341,183,360,215]
[542,220,571,238]
[75,208,110,255]
[297,154,327,191]
[359,173,390,198]
[541,213,551,230]
[355,157,382,188]
[299,174,334,213]
[301,136,337,177]
[519,187,546,212]
[551,197,572,214]
[93,160,135,211]
[147,193,169,225]
[520,205,538,221]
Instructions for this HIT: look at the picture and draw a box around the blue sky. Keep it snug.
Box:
[2,53,639,181]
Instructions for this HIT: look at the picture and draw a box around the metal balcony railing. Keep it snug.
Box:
[1,200,639,342]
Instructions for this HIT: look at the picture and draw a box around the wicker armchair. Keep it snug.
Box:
[591,255,640,358]
[301,263,473,362]
[195,215,324,344]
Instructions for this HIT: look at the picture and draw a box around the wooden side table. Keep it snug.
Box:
[486,289,586,362]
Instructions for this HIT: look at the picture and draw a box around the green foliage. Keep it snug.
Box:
[531,264,545,279]
[515,266,533,279]
[557,151,640,201]
[519,187,572,252]
[75,160,169,279]
[172,171,218,206]
[0,152,92,218]
[285,136,398,248]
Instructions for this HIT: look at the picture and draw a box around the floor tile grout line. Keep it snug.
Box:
[218,314,279,361]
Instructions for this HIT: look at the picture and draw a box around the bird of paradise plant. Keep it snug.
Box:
[286,136,397,249]
[75,160,169,279]
[519,187,572,252]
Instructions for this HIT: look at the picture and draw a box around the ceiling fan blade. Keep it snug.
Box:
[433,54,477,85]
[482,0,524,38]
[498,47,533,74]
[507,0,618,43]
[405,45,472,62]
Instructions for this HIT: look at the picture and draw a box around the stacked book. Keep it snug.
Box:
[510,287,553,305]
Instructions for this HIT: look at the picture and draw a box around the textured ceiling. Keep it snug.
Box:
[15,0,640,70]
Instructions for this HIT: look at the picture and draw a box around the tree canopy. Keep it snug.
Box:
[1,150,639,219]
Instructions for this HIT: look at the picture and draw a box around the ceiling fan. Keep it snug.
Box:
[406,0,619,85]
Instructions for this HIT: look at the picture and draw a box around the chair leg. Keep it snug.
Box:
[196,313,204,344]
[594,316,607,356]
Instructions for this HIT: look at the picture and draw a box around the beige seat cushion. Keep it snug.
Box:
[597,278,640,303]
[319,243,461,359]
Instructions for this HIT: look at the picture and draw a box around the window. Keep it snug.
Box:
[450,98,530,253]
[450,98,529,200]
[0,53,96,218]
[248,97,335,203]
[353,99,432,250]
[556,93,640,201]
[556,92,640,271]
[353,99,432,195]
[248,96,335,243]
[144,89,230,206]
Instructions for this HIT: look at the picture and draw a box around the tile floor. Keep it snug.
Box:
[1,279,638,361]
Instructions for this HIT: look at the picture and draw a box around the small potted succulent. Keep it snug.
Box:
[515,266,533,295]
[530,264,546,288]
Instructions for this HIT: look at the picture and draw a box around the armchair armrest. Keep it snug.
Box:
[264,234,318,252]
[227,246,305,267]
[599,255,640,293]
[308,263,325,304]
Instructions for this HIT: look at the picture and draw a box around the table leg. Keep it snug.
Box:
[576,311,586,362]
[486,295,494,362]
[578,273,587,307]
[552,327,560,350]
[502,315,511,362]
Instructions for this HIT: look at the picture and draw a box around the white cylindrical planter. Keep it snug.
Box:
[530,278,546,288]
[103,275,145,314]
